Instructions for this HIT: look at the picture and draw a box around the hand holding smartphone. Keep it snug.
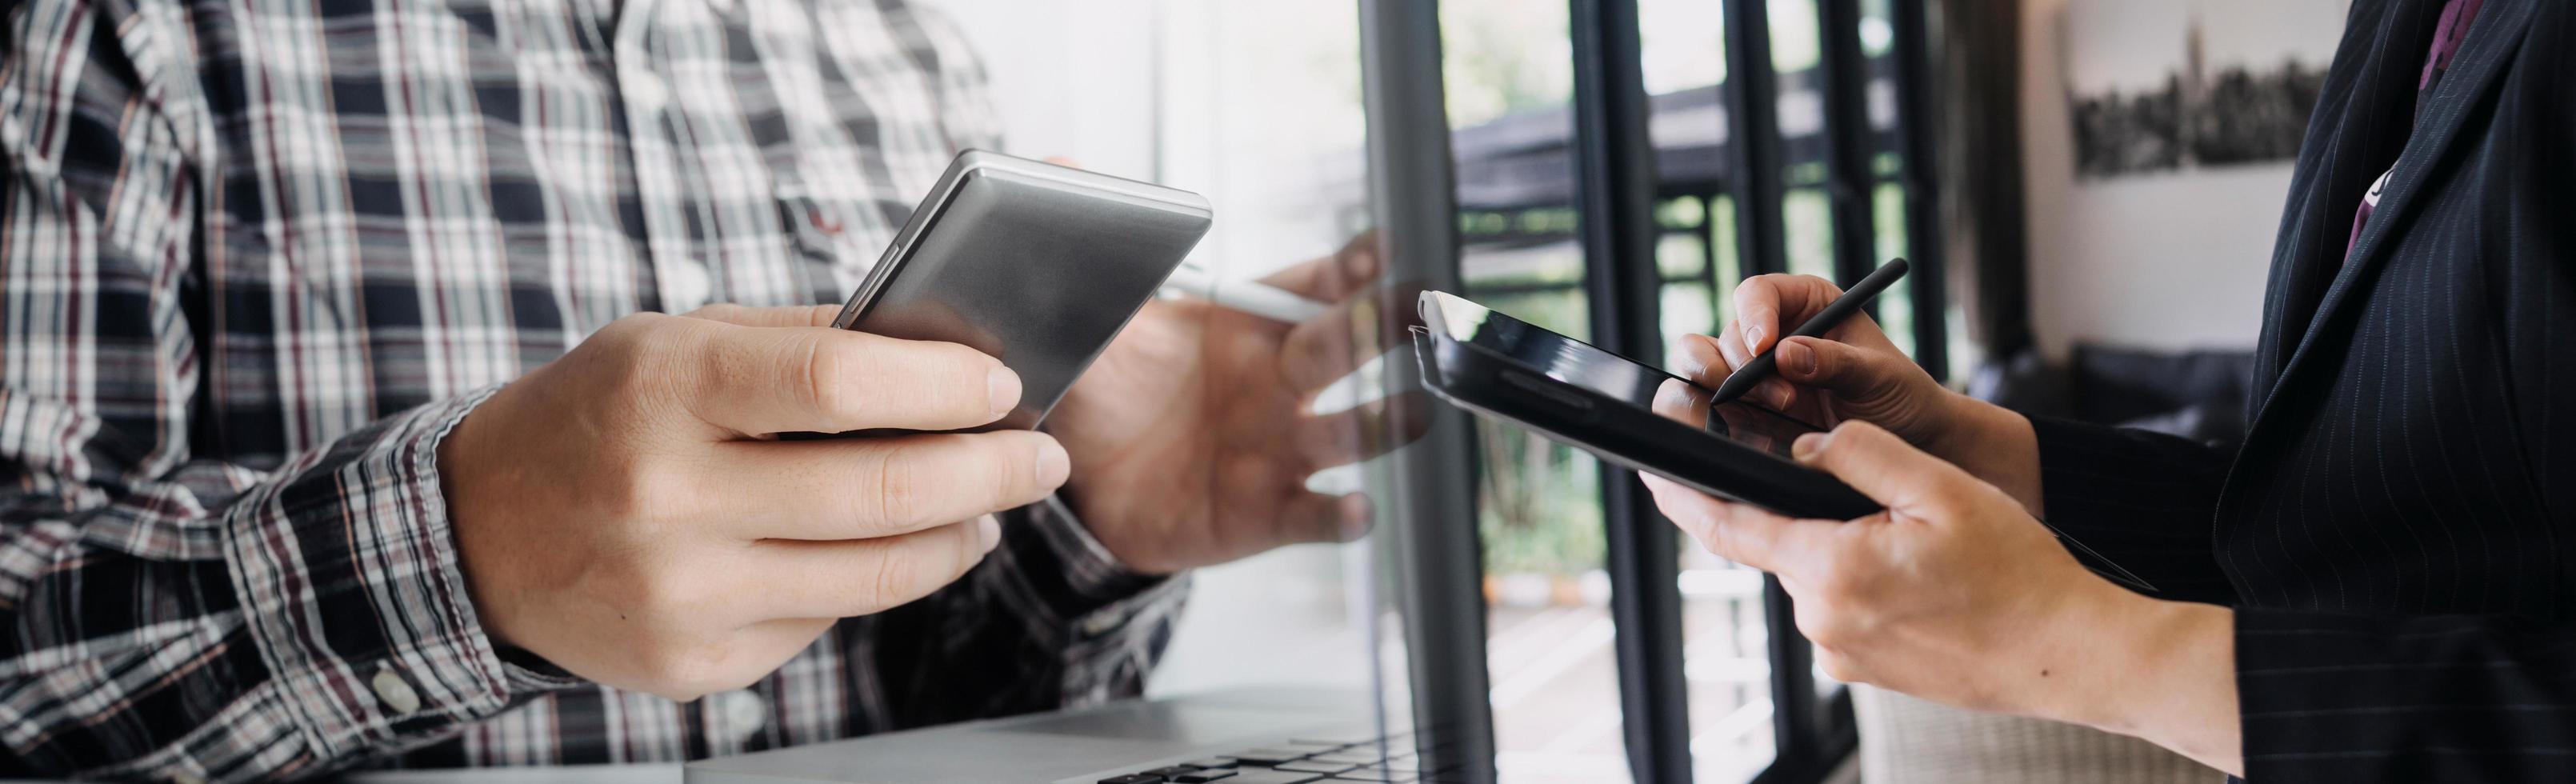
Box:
[830,150,1213,431]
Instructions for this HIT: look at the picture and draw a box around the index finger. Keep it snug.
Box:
[1731,274,1844,354]
[683,303,841,329]
[686,323,1018,436]
[1641,473,1832,574]
[1259,230,1384,301]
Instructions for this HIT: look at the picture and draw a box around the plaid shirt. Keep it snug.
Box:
[0,0,1184,779]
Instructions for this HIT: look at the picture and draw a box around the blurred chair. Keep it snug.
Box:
[1854,687,2222,783]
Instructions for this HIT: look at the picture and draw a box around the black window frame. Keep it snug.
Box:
[1358,1,1948,781]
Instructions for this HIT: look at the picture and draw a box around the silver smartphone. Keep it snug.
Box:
[830,150,1213,431]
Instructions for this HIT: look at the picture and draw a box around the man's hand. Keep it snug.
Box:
[1694,274,2044,511]
[1643,422,2243,774]
[438,305,1070,702]
[1047,234,1420,574]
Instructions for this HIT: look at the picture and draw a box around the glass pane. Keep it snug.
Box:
[1859,0,1896,58]
[1643,2,1778,781]
[1086,0,1374,701]
[1681,555,1777,783]
[1707,194,1742,329]
[1446,1,1629,779]
[1661,282,1717,370]
[1874,182,1915,358]
[1779,188,1835,279]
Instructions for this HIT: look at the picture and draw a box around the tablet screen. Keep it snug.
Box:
[1426,291,1823,458]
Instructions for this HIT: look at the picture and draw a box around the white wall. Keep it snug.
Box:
[2017,0,2348,356]
[924,0,1163,178]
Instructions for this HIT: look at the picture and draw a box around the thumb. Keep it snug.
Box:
[1790,420,1978,516]
[1774,336,1914,399]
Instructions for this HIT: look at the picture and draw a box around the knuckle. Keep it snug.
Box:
[994,437,1037,498]
[870,546,918,607]
[602,459,689,525]
[870,446,922,526]
[622,562,706,619]
[634,636,742,700]
[798,332,861,421]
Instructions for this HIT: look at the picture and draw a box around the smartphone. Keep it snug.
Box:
[1414,290,1879,519]
[832,150,1213,430]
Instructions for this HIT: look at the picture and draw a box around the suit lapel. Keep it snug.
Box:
[2246,0,2532,430]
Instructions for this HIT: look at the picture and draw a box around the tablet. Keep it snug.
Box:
[1415,290,1879,520]
[830,150,1212,430]
[1415,290,2158,590]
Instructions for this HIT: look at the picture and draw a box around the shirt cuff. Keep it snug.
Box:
[1013,495,1178,626]
[222,385,570,760]
[1002,496,1189,702]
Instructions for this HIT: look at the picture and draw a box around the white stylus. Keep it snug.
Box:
[1159,263,1330,323]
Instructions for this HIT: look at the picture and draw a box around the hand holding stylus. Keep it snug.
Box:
[1710,258,1910,405]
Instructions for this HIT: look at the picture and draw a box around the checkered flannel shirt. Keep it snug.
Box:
[0,0,1184,778]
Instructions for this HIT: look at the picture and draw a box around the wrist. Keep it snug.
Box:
[2039,585,2234,738]
[1921,394,2045,511]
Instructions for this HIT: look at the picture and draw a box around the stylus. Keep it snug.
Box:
[1710,257,1911,406]
[1161,263,1330,323]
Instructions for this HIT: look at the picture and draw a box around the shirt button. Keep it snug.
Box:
[659,261,712,312]
[1080,610,1124,637]
[719,690,768,741]
[170,771,206,784]
[370,666,422,714]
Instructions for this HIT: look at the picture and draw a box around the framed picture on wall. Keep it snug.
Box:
[2057,0,2347,179]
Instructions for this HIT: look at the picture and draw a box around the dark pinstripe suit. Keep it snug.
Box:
[2028,0,2576,780]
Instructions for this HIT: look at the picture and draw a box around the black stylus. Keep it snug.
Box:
[1710,258,1911,406]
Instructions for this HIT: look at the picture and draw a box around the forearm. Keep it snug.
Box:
[2030,588,2242,776]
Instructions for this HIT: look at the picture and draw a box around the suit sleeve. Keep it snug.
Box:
[2028,416,2242,606]
[2235,609,2576,782]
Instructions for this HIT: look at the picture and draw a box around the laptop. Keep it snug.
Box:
[684,686,1403,784]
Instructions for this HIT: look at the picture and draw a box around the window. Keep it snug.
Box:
[1426,0,1953,780]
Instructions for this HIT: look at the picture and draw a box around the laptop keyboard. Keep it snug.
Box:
[1093,734,1466,783]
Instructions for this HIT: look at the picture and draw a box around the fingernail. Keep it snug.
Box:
[1036,438,1071,486]
[1745,325,1766,350]
[1793,432,1830,461]
[1780,339,1818,375]
[977,515,1002,554]
[986,366,1022,419]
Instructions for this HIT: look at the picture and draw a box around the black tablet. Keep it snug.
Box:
[1415,290,2158,590]
[1414,290,1879,520]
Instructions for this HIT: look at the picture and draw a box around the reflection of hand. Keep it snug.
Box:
[1642,421,2243,775]
[441,305,1066,701]
[1048,234,1428,574]
[1694,274,2042,510]
[1650,378,1710,429]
